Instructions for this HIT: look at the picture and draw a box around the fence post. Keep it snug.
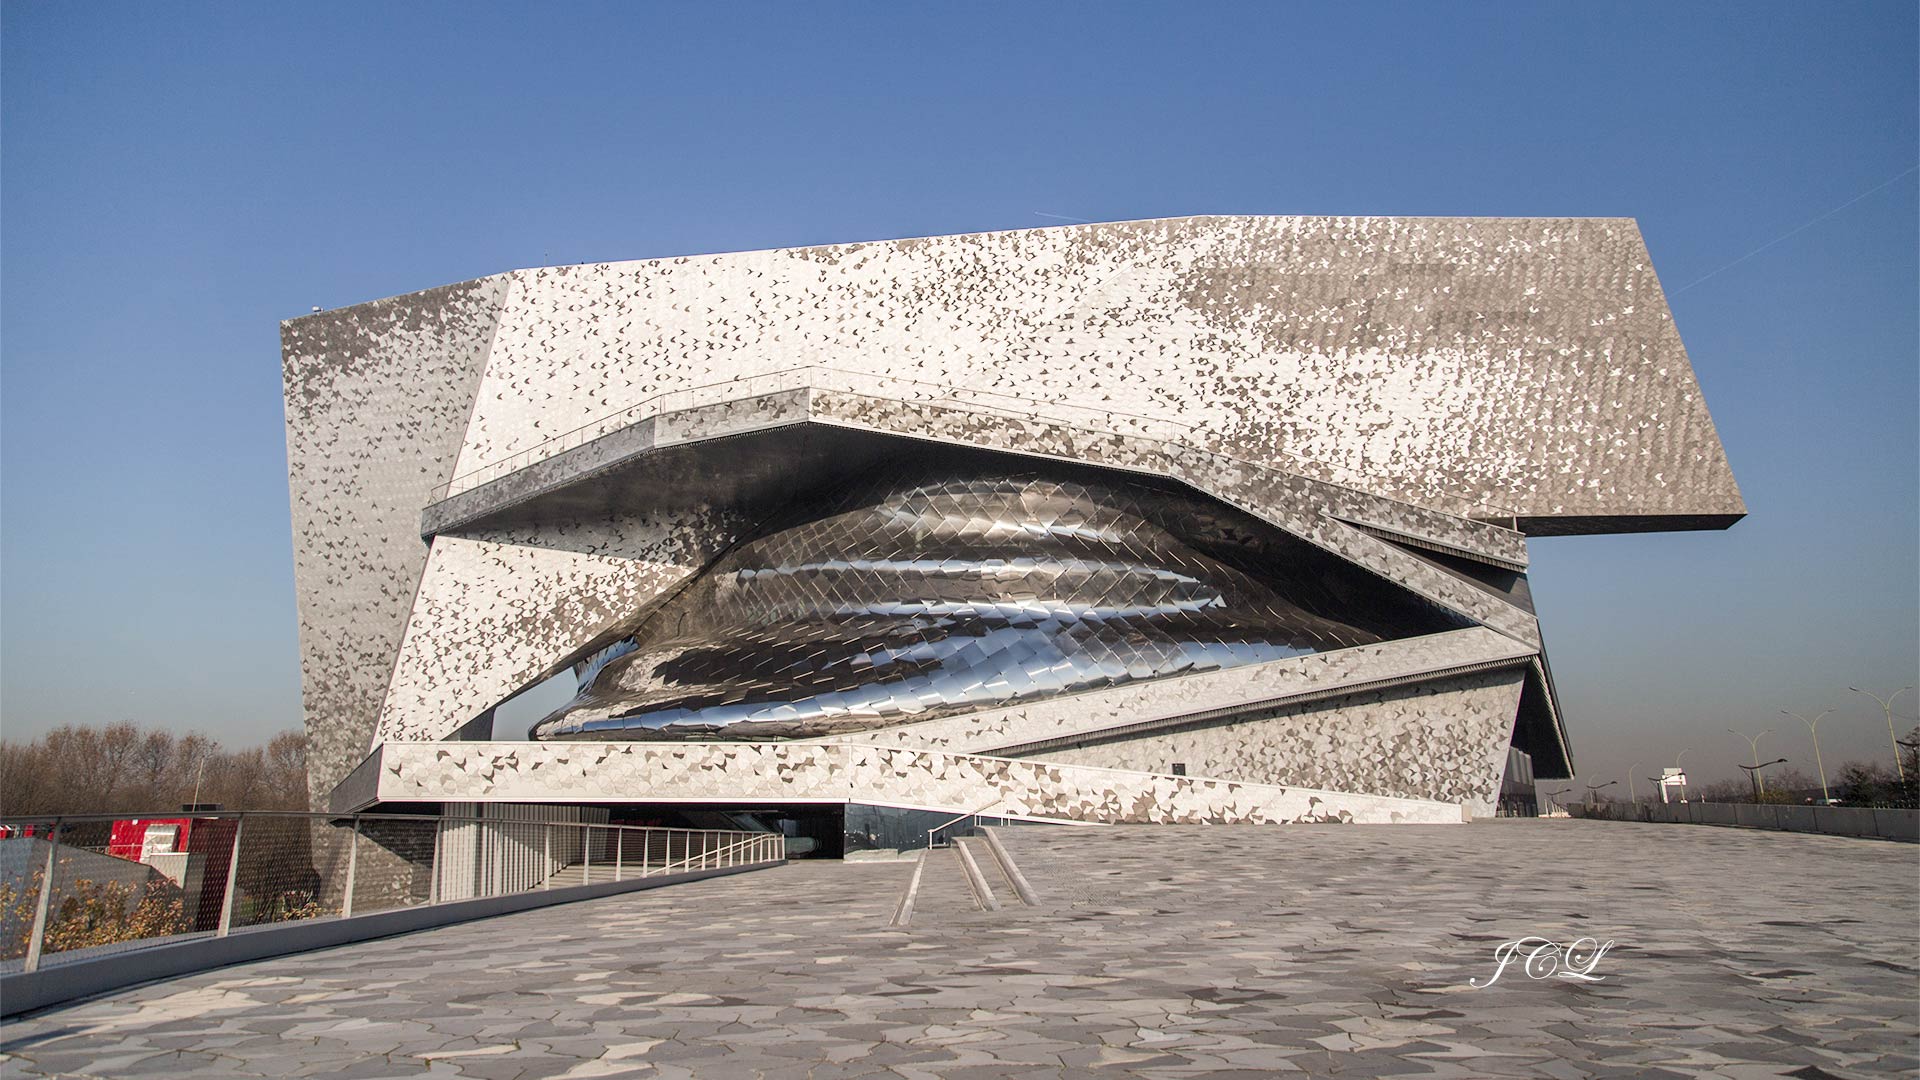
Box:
[543,824,553,890]
[581,824,592,885]
[428,819,444,905]
[486,817,501,899]
[614,827,624,883]
[22,820,61,972]
[341,818,362,919]
[215,815,246,937]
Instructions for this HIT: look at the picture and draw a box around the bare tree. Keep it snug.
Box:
[0,724,309,816]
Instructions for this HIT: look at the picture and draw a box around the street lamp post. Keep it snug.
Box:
[1727,728,1773,795]
[1627,762,1642,805]
[1584,780,1618,807]
[1737,758,1789,803]
[1782,709,1833,803]
[1667,748,1692,803]
[1850,686,1913,782]
[1543,787,1573,815]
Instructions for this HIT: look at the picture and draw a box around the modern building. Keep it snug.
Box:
[284,216,1742,852]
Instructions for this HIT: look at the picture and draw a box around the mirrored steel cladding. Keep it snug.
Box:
[531,471,1470,741]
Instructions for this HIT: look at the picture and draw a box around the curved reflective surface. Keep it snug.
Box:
[532,471,1466,741]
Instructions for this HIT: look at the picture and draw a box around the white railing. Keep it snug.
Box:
[0,811,785,974]
[926,801,1006,850]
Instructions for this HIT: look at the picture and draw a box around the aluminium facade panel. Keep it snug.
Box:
[451,216,1742,527]
[281,216,1743,824]
[282,276,509,806]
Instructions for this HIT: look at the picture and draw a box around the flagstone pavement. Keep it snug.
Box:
[2,819,1915,1079]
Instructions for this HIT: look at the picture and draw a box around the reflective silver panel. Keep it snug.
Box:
[532,472,1467,741]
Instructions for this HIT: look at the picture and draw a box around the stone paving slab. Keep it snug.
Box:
[2,820,1914,1079]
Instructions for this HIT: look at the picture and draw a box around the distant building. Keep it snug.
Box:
[283,217,1742,851]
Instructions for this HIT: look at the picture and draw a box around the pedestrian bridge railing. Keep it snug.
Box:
[1565,800,1917,842]
[0,810,786,979]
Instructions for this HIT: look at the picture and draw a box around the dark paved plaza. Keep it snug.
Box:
[3,819,1915,1079]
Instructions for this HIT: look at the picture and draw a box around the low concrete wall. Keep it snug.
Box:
[0,860,782,1018]
[1568,801,1917,842]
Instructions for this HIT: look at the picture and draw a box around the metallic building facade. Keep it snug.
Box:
[284,216,1743,832]
[532,468,1468,742]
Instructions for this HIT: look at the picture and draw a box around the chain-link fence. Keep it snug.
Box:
[0,812,784,974]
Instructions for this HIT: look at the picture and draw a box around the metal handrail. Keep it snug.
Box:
[0,810,753,831]
[420,363,1529,526]
[0,811,784,974]
[647,832,775,876]
[927,801,1004,850]
[1,810,512,827]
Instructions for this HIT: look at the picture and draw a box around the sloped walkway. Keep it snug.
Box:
[2,820,1915,1078]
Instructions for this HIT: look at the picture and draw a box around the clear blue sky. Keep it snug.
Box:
[3,3,1915,792]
